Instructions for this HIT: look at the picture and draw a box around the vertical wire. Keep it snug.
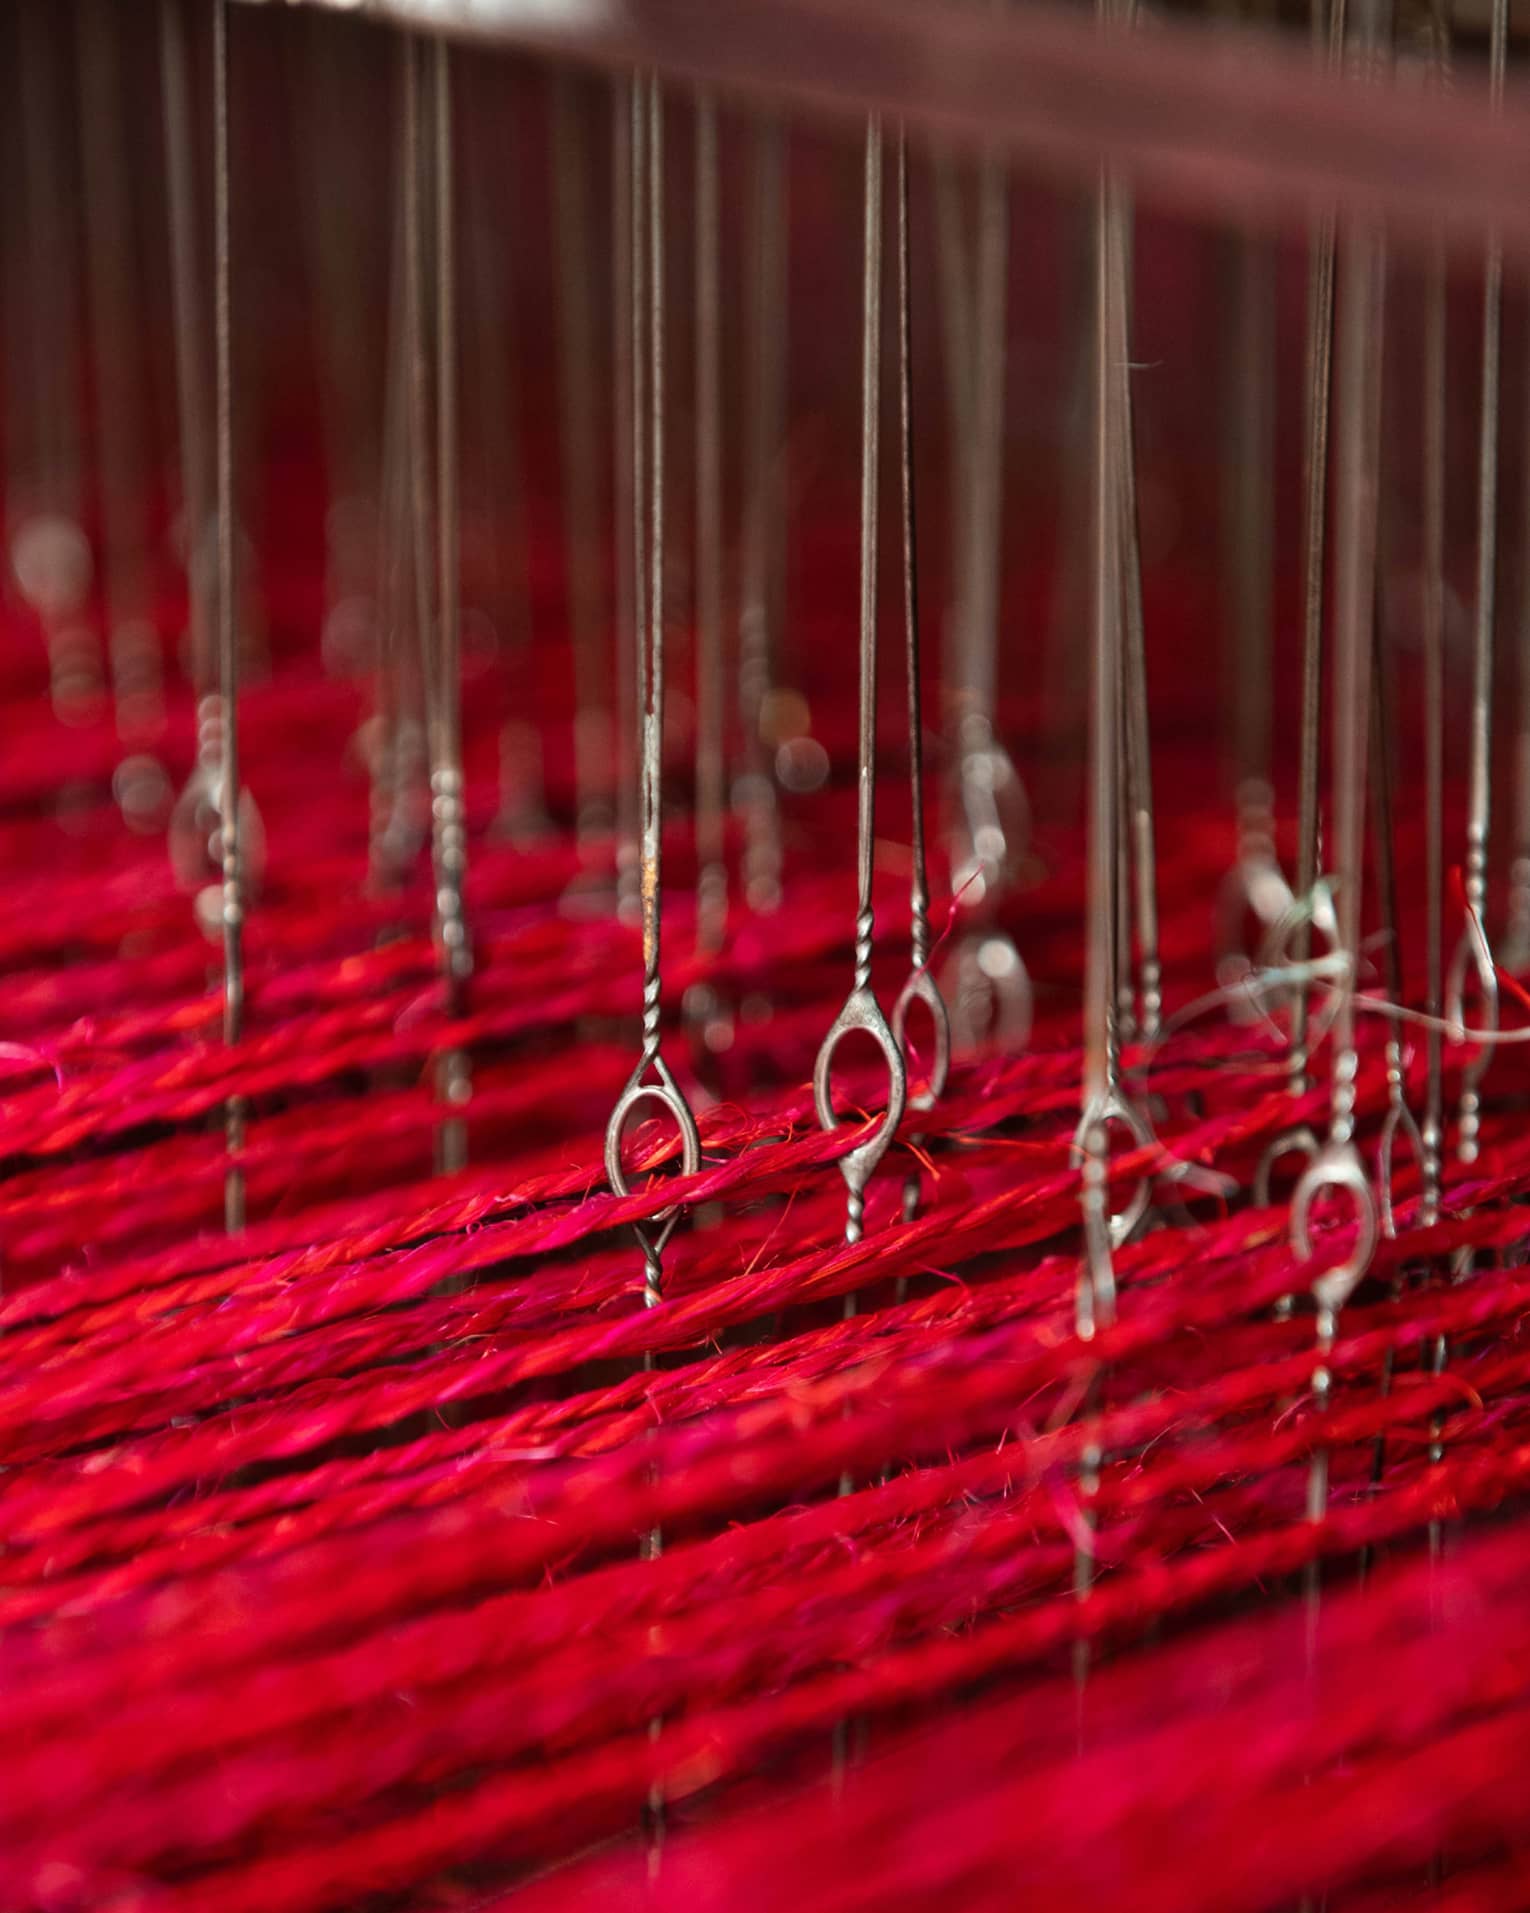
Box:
[694,93,726,958]
[1289,0,1348,1100]
[434,37,470,1174]
[1224,228,1276,847]
[1505,356,1530,972]
[830,125,889,1746]
[1112,199,1159,1041]
[1115,682,1136,1043]
[79,0,160,752]
[1328,257,1383,1157]
[933,152,974,630]
[1084,182,1121,1143]
[854,119,884,1002]
[1364,601,1409,1519]
[1303,210,1385,1658]
[160,0,213,693]
[641,76,666,1059]
[1212,161,1281,999]
[1419,1,1448,1231]
[812,118,905,1302]
[462,62,528,667]
[892,126,950,1232]
[1369,616,1408,1111]
[738,121,786,915]
[299,12,379,618]
[939,97,1032,1057]
[17,0,75,525]
[212,0,245,1234]
[372,174,415,890]
[1074,43,1154,1687]
[1074,160,1123,1707]
[1422,227,1445,1224]
[958,154,1007,737]
[1465,45,1506,947]
[1298,0,1389,1668]
[627,81,649,931]
[958,0,1014,765]
[1452,0,1508,1167]
[645,74,677,1862]
[600,74,702,1341]
[12,0,102,742]
[899,138,929,983]
[610,79,640,917]
[402,36,435,787]
[436,42,459,832]
[551,78,611,853]
[1430,0,1508,1534]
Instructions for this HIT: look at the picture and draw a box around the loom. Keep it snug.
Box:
[4,0,1530,1904]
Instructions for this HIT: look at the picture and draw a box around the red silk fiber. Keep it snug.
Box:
[0,518,1524,1913]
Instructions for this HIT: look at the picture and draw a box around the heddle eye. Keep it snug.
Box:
[944,931,1032,1056]
[1072,1092,1154,1250]
[604,1071,702,1208]
[1446,921,1500,1053]
[813,989,907,1198]
[1291,1143,1379,1317]
[892,967,951,1114]
[1375,1099,1425,1241]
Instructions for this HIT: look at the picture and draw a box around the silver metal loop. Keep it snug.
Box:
[1257,871,1341,976]
[1446,916,1500,1067]
[1446,915,1500,1164]
[1253,1123,1320,1208]
[891,965,951,1114]
[1214,850,1294,1012]
[603,1051,703,1250]
[943,929,1032,1054]
[814,985,908,1199]
[949,738,1029,910]
[1446,913,1499,1041]
[1375,1095,1425,1241]
[1070,1087,1153,1250]
[168,764,267,923]
[1290,1137,1379,1315]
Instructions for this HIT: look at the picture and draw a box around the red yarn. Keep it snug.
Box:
[0,463,1521,1913]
